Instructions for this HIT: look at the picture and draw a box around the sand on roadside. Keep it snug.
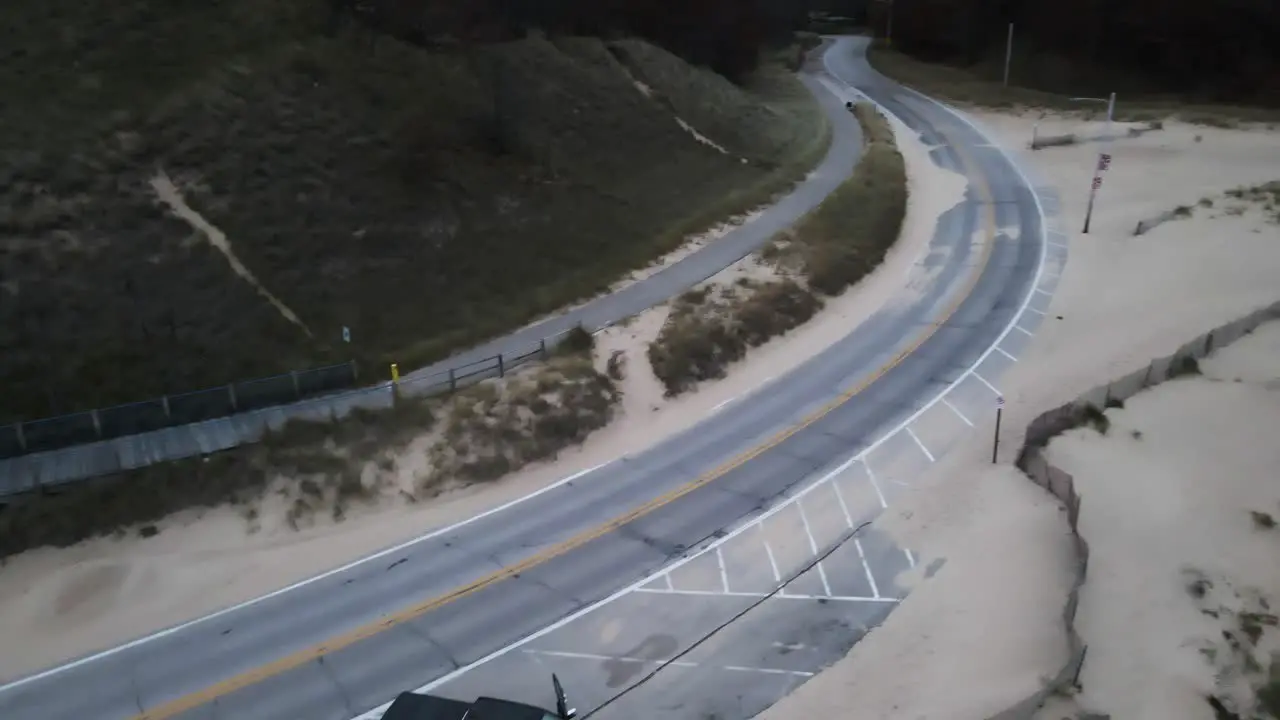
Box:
[0,107,962,681]
[762,114,1280,719]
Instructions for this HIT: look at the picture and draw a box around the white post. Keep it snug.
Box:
[1083,92,1117,234]
[1003,23,1014,87]
[1105,91,1116,138]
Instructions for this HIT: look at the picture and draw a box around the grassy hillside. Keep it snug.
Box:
[0,0,828,423]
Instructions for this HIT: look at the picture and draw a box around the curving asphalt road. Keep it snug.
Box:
[0,36,1064,720]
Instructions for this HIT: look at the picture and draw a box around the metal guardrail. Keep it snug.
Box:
[0,329,577,497]
[0,362,360,460]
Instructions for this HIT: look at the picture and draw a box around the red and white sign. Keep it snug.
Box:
[1092,176,1104,190]
[1098,153,1112,171]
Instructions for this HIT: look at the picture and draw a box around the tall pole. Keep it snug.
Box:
[1081,92,1117,235]
[1003,23,1014,87]
[886,1,894,46]
[992,397,1004,464]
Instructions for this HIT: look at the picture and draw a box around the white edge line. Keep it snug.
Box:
[711,396,739,413]
[348,48,1051,719]
[0,459,614,691]
[15,40,1045,715]
[713,373,777,414]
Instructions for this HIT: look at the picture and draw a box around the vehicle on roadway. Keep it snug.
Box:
[381,674,576,720]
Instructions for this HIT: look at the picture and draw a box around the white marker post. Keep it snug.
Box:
[992,395,1005,463]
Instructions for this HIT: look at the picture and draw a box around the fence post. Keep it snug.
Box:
[290,370,301,399]
[161,395,172,419]
[15,422,27,452]
[228,384,239,411]
[351,359,359,380]
[90,409,103,438]
[449,368,457,393]
[498,353,505,378]
[540,338,548,359]
[1203,330,1214,357]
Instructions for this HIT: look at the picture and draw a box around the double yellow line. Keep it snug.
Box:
[132,115,1000,720]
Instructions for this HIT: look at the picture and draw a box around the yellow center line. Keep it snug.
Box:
[133,120,1000,720]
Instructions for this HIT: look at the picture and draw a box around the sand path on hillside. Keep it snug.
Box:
[150,170,313,337]
[761,115,1280,719]
[0,110,964,681]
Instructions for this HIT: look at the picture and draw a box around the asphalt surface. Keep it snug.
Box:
[354,37,1066,720]
[0,37,1065,720]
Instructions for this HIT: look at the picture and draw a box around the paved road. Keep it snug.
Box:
[0,37,1065,720]
[351,37,1068,720]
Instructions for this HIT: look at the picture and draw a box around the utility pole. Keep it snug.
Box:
[1003,23,1014,88]
[1074,91,1116,234]
[884,0,894,46]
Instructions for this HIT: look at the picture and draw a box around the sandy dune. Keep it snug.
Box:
[762,114,1280,719]
[1035,321,1280,720]
[0,101,961,681]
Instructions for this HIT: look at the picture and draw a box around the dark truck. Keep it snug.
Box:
[382,674,577,720]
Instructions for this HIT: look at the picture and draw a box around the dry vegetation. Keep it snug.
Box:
[647,102,907,395]
[867,42,1280,129]
[1183,568,1280,719]
[0,338,620,558]
[0,0,830,424]
[1167,182,1280,226]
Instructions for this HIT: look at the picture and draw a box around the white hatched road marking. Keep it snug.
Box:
[905,427,935,462]
[526,649,816,678]
[854,539,881,599]
[797,500,833,597]
[972,371,1002,396]
[347,48,1054,719]
[862,458,889,509]
[716,548,730,593]
[632,587,898,603]
[941,397,973,427]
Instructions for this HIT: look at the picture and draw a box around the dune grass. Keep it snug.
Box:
[648,102,907,395]
[0,0,830,424]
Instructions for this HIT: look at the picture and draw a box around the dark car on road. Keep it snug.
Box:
[381,674,576,720]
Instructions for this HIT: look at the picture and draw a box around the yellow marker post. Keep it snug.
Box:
[390,363,399,383]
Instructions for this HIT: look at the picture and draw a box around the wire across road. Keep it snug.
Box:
[0,36,1064,720]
